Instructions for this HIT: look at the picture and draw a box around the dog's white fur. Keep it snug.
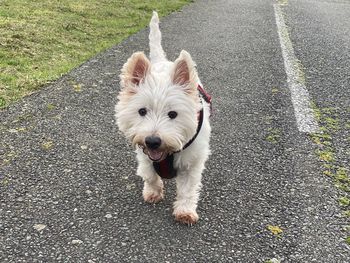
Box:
[115,11,211,225]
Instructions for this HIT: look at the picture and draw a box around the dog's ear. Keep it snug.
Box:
[120,52,151,88]
[172,50,198,93]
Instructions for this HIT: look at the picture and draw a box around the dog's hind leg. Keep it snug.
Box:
[149,11,166,63]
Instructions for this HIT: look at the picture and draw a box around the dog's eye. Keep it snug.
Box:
[168,111,177,119]
[138,108,147,116]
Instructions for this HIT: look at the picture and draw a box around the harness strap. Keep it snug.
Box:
[180,107,204,152]
[197,84,212,104]
[153,154,176,179]
[198,84,212,116]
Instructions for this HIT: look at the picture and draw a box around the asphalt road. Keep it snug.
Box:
[1,0,349,262]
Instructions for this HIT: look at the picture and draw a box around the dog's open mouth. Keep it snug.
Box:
[142,147,167,162]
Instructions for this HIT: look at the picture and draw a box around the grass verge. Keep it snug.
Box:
[310,102,350,244]
[0,0,191,108]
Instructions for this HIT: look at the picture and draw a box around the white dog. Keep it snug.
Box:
[115,11,211,225]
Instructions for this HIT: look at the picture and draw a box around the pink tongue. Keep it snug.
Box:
[148,150,163,160]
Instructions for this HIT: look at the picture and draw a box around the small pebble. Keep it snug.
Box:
[71,239,83,245]
[33,224,46,232]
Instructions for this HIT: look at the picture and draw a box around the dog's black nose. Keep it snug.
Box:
[145,136,161,150]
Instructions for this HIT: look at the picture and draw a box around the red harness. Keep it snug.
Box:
[197,84,212,114]
[153,84,212,179]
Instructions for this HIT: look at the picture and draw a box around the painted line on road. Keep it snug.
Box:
[273,4,319,133]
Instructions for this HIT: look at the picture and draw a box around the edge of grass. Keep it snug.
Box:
[0,0,192,109]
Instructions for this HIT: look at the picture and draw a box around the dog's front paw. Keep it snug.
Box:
[174,211,199,225]
[142,178,164,203]
[143,191,164,203]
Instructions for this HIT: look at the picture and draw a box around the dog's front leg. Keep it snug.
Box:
[137,158,164,203]
[173,167,203,225]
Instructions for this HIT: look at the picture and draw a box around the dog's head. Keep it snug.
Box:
[115,50,201,161]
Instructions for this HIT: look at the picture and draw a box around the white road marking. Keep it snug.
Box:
[273,4,319,133]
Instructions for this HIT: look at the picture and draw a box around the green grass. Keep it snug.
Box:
[309,101,350,244]
[266,128,281,144]
[0,0,191,108]
[310,103,349,192]
[339,196,350,207]
[346,236,350,245]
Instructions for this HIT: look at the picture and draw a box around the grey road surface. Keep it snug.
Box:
[1,0,349,262]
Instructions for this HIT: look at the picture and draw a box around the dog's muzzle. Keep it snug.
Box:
[138,136,167,162]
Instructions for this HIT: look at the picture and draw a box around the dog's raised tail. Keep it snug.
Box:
[149,11,166,63]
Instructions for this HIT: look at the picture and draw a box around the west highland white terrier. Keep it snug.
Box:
[115,11,211,225]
